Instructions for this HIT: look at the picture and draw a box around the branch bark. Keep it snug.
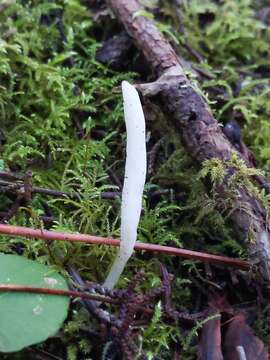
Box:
[106,0,270,280]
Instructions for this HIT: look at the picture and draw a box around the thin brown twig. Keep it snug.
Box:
[0,180,121,199]
[2,193,24,222]
[23,171,33,205]
[0,284,119,304]
[0,171,24,181]
[0,224,250,271]
[28,347,64,360]
[148,137,165,175]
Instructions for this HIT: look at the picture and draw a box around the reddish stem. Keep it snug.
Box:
[0,224,250,271]
[0,284,118,304]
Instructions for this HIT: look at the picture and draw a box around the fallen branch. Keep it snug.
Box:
[106,0,270,280]
[0,224,250,271]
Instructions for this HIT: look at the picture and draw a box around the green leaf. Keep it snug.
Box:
[0,254,70,353]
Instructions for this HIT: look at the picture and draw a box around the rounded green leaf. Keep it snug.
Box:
[0,254,70,353]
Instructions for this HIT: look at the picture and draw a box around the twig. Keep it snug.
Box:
[1,193,24,222]
[0,179,121,199]
[28,348,63,360]
[148,137,165,175]
[0,171,24,181]
[23,171,33,205]
[0,224,250,271]
[68,265,118,325]
[108,168,122,189]
[172,0,204,63]
[0,284,119,304]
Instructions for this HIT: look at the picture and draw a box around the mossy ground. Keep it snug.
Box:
[0,0,270,358]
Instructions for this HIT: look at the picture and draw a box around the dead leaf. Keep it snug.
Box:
[223,313,268,360]
[198,311,223,360]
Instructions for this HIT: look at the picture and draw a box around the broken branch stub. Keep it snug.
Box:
[106,0,270,280]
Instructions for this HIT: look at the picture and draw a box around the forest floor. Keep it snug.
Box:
[1,0,270,359]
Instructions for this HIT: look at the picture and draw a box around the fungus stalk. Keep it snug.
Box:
[104,81,147,289]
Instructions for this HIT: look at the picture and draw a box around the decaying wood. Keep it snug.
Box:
[106,0,270,281]
[96,31,133,70]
